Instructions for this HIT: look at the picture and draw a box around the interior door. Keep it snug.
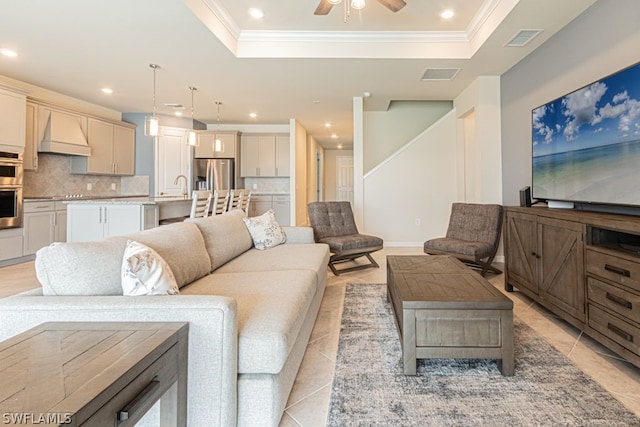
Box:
[336,155,354,205]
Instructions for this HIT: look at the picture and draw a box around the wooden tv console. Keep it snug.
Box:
[504,206,640,369]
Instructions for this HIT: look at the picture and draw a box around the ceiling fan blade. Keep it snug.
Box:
[376,0,406,13]
[314,0,334,15]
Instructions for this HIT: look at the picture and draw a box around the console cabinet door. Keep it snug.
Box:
[538,217,585,322]
[505,211,538,294]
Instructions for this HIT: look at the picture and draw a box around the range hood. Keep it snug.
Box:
[39,111,91,156]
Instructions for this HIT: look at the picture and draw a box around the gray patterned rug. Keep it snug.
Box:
[327,284,640,427]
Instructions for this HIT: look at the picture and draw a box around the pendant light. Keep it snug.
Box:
[214,101,224,153]
[144,64,161,137]
[187,86,199,147]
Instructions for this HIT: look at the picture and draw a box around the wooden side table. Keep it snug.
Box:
[0,322,188,426]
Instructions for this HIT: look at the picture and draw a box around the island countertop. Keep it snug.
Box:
[62,196,192,205]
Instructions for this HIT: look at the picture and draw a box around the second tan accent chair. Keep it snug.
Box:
[423,202,504,276]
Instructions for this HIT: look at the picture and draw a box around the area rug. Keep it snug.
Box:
[327,283,640,427]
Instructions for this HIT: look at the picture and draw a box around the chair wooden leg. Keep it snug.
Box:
[329,253,380,275]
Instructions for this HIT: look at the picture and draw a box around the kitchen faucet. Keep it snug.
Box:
[174,174,188,198]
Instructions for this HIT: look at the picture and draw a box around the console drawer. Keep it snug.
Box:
[588,304,639,355]
[587,276,640,324]
[586,249,640,292]
[81,343,178,426]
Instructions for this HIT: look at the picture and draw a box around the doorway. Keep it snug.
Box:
[336,155,354,205]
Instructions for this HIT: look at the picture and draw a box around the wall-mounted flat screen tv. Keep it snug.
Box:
[532,61,640,207]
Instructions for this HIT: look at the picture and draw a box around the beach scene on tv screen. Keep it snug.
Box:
[532,63,640,205]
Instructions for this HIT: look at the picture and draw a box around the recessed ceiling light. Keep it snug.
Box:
[325,122,331,128]
[312,100,320,104]
[440,9,455,19]
[248,8,264,19]
[174,111,183,117]
[337,144,343,149]
[331,134,338,139]
[101,88,113,94]
[0,49,18,58]
[249,112,257,118]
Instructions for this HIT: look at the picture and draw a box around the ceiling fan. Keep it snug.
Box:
[314,0,407,16]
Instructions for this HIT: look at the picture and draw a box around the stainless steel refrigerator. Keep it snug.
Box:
[193,158,235,192]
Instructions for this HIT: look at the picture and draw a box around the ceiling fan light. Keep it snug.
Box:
[351,0,365,10]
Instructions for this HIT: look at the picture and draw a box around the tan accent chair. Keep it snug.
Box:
[308,201,383,275]
[423,203,503,276]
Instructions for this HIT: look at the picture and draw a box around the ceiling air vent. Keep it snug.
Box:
[506,29,542,47]
[421,68,460,81]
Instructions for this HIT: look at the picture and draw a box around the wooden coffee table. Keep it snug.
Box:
[387,255,514,376]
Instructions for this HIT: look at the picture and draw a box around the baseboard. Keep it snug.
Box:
[384,242,425,247]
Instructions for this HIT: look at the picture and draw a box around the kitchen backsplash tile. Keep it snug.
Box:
[243,177,290,193]
[24,153,149,197]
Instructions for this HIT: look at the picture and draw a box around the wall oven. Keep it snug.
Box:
[0,151,23,229]
[0,186,23,229]
[0,151,23,186]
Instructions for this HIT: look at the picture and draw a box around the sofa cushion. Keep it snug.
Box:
[36,237,129,295]
[126,222,211,288]
[242,209,286,250]
[121,240,179,296]
[186,210,253,271]
[181,269,317,374]
[214,243,330,286]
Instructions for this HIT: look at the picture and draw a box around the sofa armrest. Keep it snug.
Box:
[282,226,315,244]
[0,294,238,427]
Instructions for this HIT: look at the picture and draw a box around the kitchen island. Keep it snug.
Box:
[65,196,192,242]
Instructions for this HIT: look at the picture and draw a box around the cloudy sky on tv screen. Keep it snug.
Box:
[532,63,640,205]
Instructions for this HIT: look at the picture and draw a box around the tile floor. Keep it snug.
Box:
[1,248,639,426]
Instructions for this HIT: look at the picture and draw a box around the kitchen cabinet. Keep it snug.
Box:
[22,201,67,256]
[241,135,289,177]
[249,194,290,225]
[67,203,157,243]
[275,136,290,177]
[273,195,291,226]
[0,228,23,262]
[0,86,27,152]
[23,102,39,170]
[70,118,135,175]
[505,209,585,323]
[194,131,238,158]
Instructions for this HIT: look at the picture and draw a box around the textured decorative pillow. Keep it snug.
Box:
[242,209,287,250]
[121,240,179,296]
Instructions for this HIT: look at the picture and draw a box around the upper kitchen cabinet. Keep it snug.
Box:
[0,85,27,153]
[70,118,135,175]
[241,134,289,177]
[194,131,238,158]
[23,102,39,170]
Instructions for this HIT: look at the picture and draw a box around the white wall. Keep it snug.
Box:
[363,111,458,245]
[501,0,640,206]
[364,101,452,173]
[454,76,503,204]
[291,119,308,225]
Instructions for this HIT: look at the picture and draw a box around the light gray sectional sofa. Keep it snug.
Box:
[0,210,330,427]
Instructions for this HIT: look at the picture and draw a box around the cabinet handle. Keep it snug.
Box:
[604,264,631,277]
[605,292,633,309]
[275,167,278,176]
[104,207,108,223]
[607,323,634,343]
[99,207,102,224]
[117,377,160,423]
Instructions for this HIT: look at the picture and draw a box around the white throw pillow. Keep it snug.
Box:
[121,240,179,296]
[242,209,287,250]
